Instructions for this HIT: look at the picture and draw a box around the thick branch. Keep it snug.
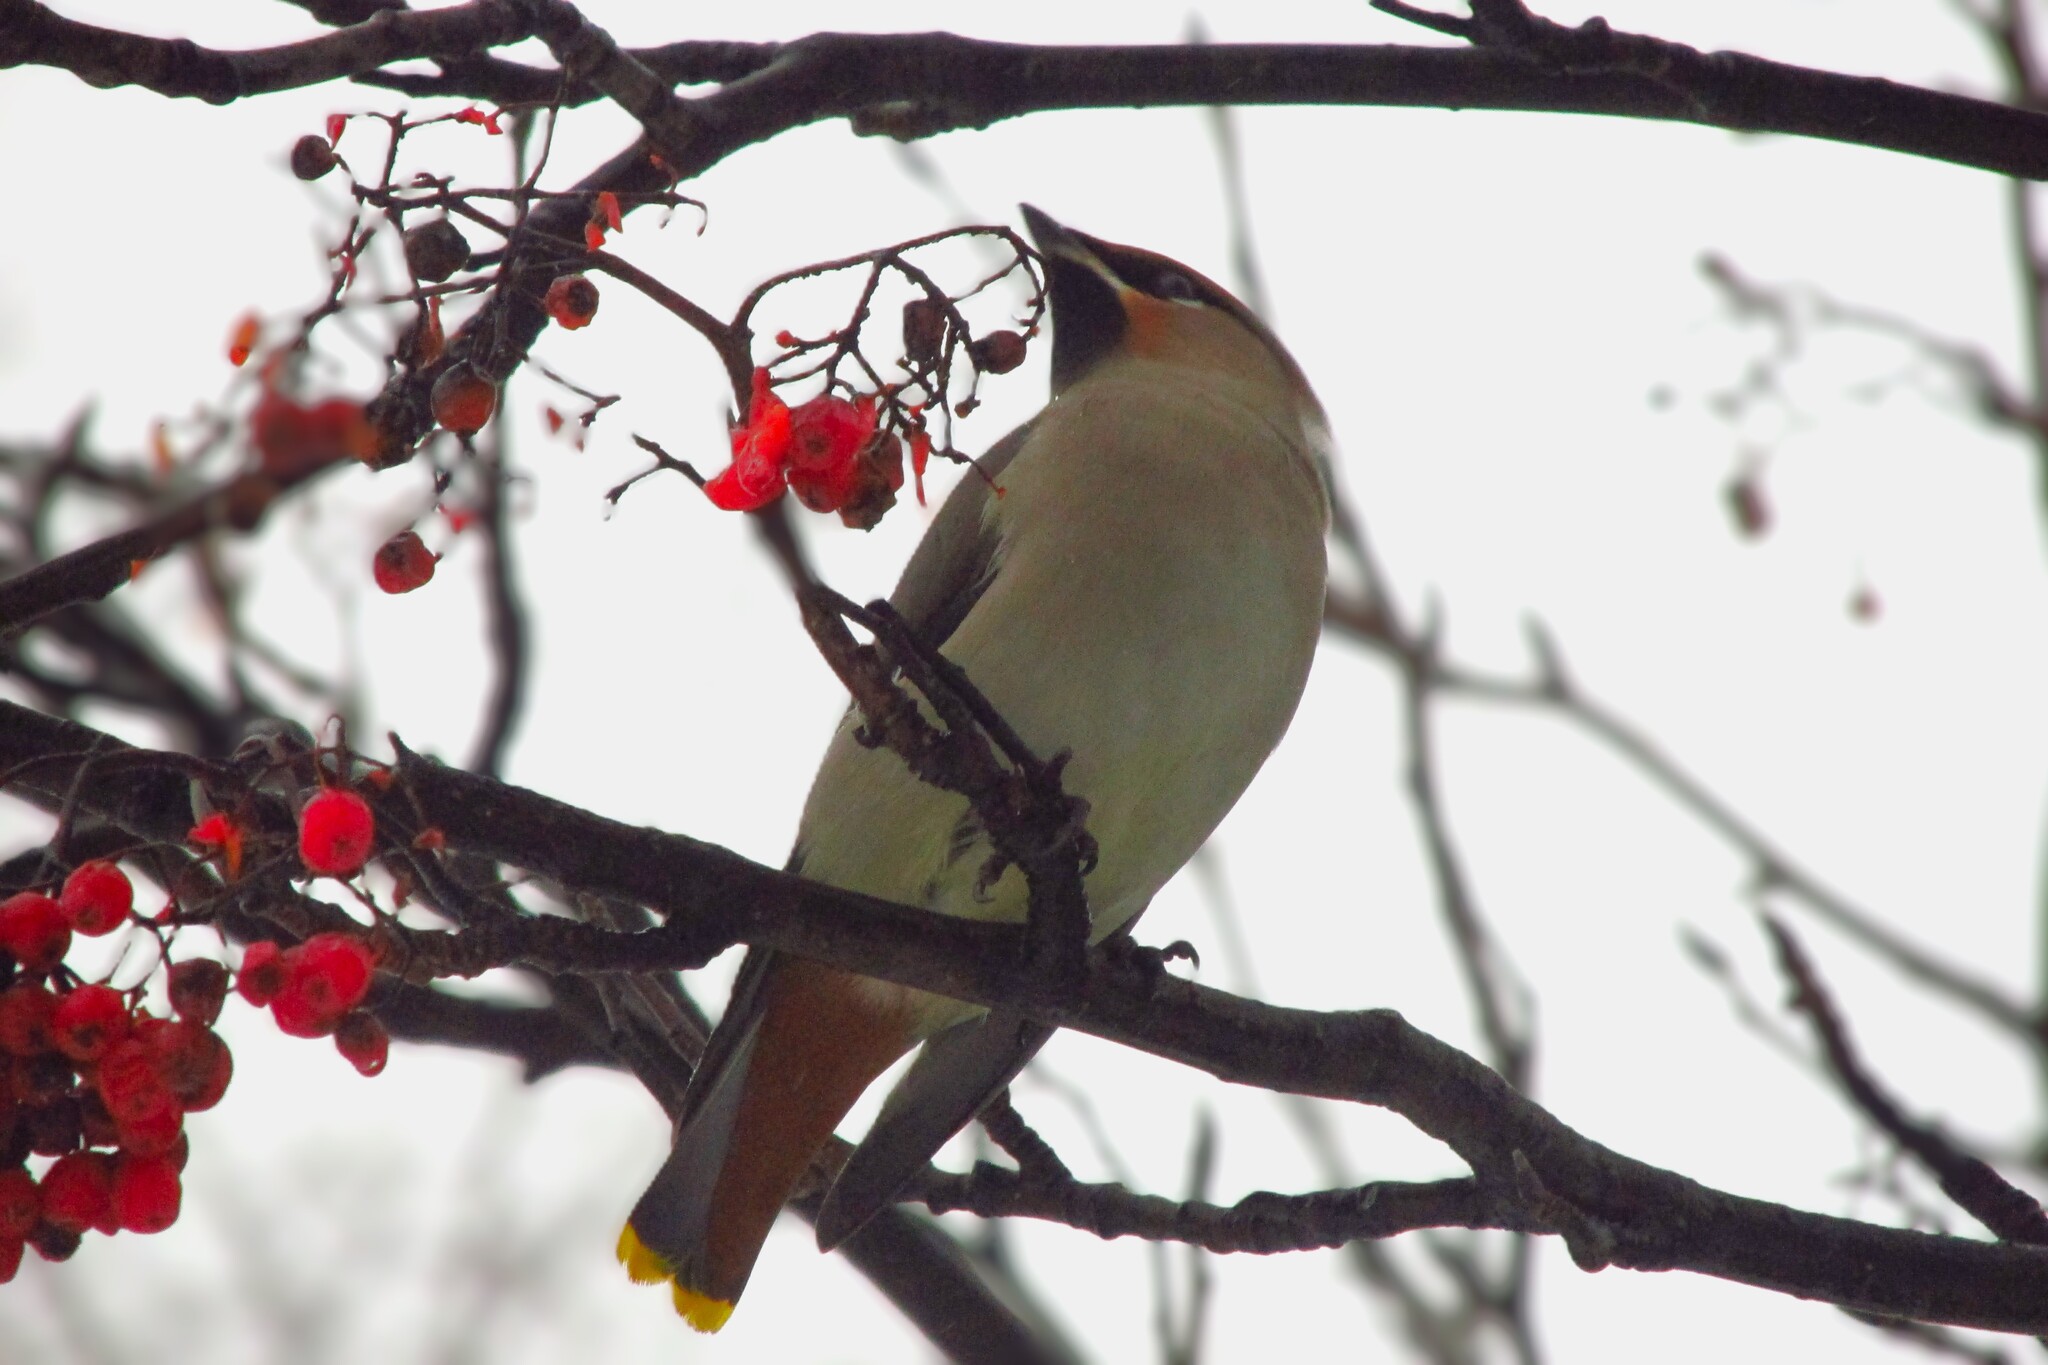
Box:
[1,7,2045,180]
[6,700,2048,1335]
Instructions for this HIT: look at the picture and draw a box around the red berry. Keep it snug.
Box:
[110,1154,180,1234]
[543,273,600,329]
[96,1040,178,1127]
[271,934,374,1038]
[237,940,288,1006]
[113,1104,183,1158]
[0,986,58,1057]
[167,960,229,1026]
[430,365,497,435]
[299,789,375,876]
[51,984,129,1063]
[59,862,132,937]
[372,530,437,595]
[39,1151,112,1232]
[0,894,70,975]
[334,1011,389,1077]
[0,1168,37,1240]
[148,1021,231,1113]
[0,1235,21,1282]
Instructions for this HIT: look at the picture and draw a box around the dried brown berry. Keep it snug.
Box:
[404,219,471,283]
[902,298,946,369]
[969,330,1027,375]
[290,134,338,181]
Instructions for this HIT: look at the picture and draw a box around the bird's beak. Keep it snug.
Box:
[1020,203,1112,277]
[1019,204,1129,394]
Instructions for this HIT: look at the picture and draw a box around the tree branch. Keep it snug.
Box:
[7,698,2048,1335]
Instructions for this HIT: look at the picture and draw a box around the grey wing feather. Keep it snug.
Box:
[888,419,1033,647]
[812,1007,1055,1251]
[627,947,774,1268]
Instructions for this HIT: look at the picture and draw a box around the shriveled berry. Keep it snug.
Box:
[902,297,946,369]
[430,365,497,435]
[27,1221,78,1263]
[334,1010,389,1077]
[0,894,69,975]
[372,530,437,595]
[0,1167,38,1240]
[111,1153,181,1234]
[290,133,338,181]
[39,1151,111,1233]
[52,983,129,1063]
[167,960,229,1026]
[403,219,470,283]
[59,861,132,937]
[77,1091,119,1149]
[0,986,58,1057]
[543,273,600,329]
[0,1108,25,1171]
[237,941,287,1006]
[969,329,1027,375]
[299,789,376,876]
[24,1097,81,1157]
[11,1054,74,1108]
[0,1235,21,1282]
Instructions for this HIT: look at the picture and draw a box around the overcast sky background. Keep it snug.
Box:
[1,1,2042,1361]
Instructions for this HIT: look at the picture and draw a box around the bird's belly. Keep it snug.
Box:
[793,379,1326,1028]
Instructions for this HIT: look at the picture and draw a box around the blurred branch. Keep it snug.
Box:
[1763,915,2048,1247]
[1323,601,2045,1059]
[466,423,529,778]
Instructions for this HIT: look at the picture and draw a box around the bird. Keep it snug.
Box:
[617,205,1333,1332]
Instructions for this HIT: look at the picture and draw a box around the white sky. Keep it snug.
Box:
[1,1,2042,1361]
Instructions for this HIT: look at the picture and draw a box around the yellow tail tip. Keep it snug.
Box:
[615,1223,673,1286]
[672,1285,736,1333]
[616,1223,735,1332]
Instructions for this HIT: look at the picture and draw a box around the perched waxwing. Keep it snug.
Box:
[619,206,1333,1331]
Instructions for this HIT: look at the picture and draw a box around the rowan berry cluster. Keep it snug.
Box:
[705,369,912,528]
[0,782,393,1281]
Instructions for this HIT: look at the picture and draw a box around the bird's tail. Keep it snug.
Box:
[619,955,918,1332]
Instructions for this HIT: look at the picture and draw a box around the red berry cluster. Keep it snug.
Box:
[236,935,387,1073]
[0,864,227,1280]
[705,369,908,528]
[0,847,393,1281]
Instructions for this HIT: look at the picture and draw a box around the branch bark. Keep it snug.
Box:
[6,697,2048,1336]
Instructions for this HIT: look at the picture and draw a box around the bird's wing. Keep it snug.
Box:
[886,419,1033,647]
[812,1007,1053,1251]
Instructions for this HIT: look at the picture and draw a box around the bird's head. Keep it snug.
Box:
[1020,205,1322,418]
